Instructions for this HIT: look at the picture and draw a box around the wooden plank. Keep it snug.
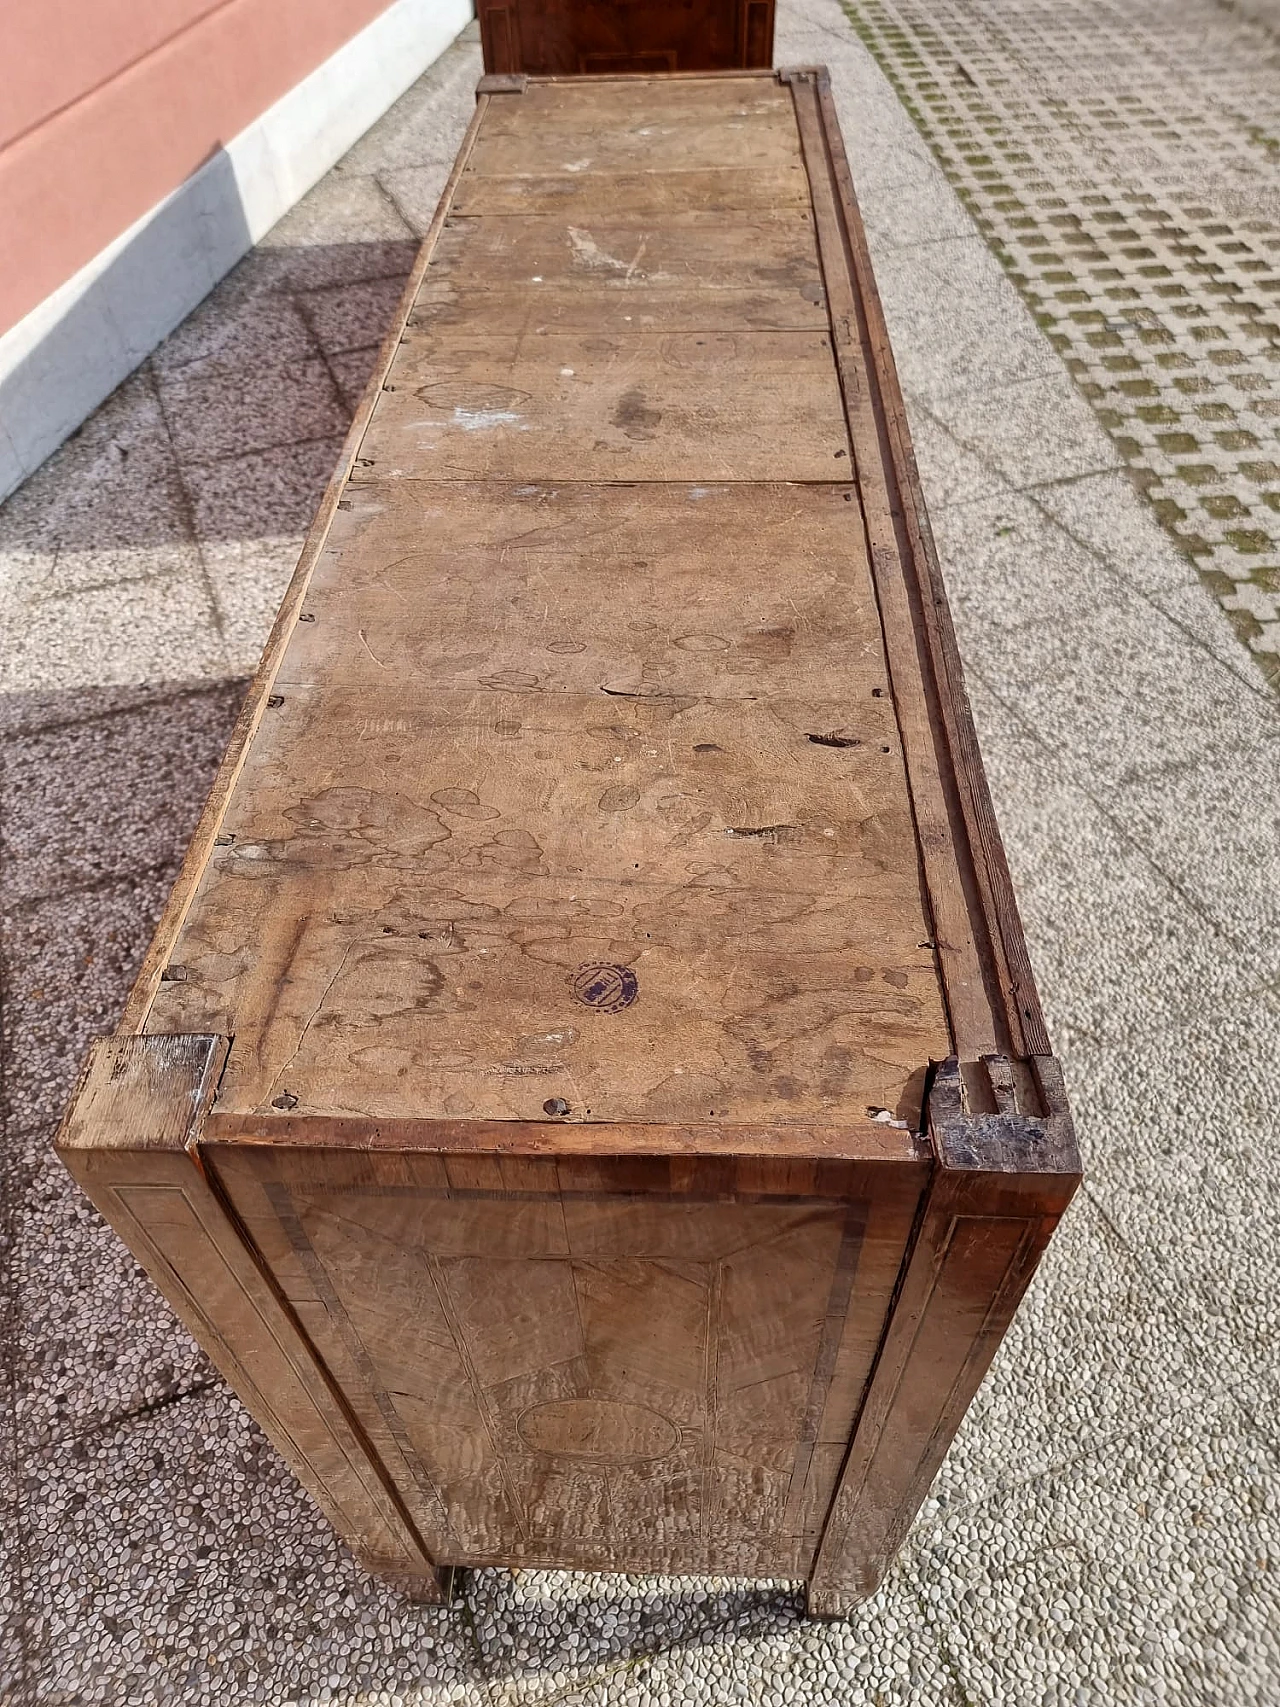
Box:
[144,684,922,888]
[279,482,883,696]
[452,165,811,218]
[358,328,848,483]
[145,800,946,1125]
[470,78,798,168]
[415,214,828,333]
[477,87,794,165]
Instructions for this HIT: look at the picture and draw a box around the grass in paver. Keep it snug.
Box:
[843,0,1280,689]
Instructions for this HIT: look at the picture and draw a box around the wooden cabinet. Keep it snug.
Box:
[477,0,775,75]
[57,69,1079,1617]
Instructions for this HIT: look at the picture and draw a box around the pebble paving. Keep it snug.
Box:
[843,0,1280,685]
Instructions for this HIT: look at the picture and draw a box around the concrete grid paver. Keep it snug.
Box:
[843,0,1280,685]
[1,3,1279,1703]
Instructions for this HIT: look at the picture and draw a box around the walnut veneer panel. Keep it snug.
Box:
[204,1146,924,1575]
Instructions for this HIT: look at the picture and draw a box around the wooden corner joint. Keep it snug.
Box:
[778,65,836,89]
[926,1054,1080,1178]
[55,1033,231,1156]
[475,73,529,97]
[777,65,832,90]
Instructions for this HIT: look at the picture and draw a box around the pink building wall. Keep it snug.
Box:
[1,0,401,337]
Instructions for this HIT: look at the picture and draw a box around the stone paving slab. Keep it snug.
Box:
[2,5,1279,1704]
[843,0,1280,687]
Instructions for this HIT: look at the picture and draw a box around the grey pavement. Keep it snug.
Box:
[845,0,1280,687]
[1,3,1278,1703]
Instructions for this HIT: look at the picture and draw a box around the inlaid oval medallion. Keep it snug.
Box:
[517,1398,678,1463]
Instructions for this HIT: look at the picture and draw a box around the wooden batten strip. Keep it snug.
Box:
[786,67,1050,1065]
[202,1110,927,1163]
[814,77,1050,1061]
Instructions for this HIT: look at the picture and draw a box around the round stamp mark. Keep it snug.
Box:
[571,962,639,1014]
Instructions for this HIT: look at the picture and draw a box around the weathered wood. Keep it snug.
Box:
[807,1056,1079,1614]
[201,1143,926,1574]
[787,66,1049,1062]
[118,93,494,1035]
[279,482,879,693]
[477,0,776,76]
[470,78,799,169]
[359,327,845,481]
[56,1037,445,1593]
[57,70,1079,1609]
[415,213,828,332]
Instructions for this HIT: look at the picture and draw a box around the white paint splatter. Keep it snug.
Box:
[451,406,524,432]
[568,227,628,273]
[566,227,669,285]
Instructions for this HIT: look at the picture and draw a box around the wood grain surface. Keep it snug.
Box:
[142,74,953,1136]
[477,0,776,77]
[358,327,845,482]
[56,1038,445,1593]
[413,214,828,333]
[203,1143,926,1575]
[58,72,1079,1607]
[278,482,879,695]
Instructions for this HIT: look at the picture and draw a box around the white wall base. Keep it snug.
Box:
[0,0,473,503]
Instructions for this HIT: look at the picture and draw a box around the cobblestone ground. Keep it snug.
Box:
[843,0,1280,686]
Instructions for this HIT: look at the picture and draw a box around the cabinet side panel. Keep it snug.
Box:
[208,1143,928,1575]
[62,1145,440,1584]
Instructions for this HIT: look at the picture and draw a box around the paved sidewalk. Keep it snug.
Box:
[845,0,1280,687]
[2,3,1279,1703]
